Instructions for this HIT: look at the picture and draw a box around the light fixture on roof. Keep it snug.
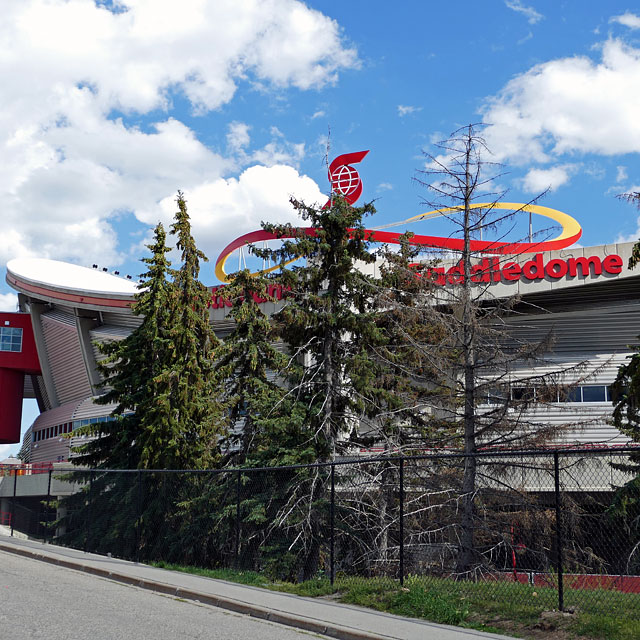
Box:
[102,267,108,272]
[92,264,98,269]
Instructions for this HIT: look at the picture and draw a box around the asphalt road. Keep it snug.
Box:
[0,550,325,640]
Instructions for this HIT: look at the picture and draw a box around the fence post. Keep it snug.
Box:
[46,468,52,543]
[399,457,404,586]
[330,463,335,586]
[553,452,564,612]
[235,469,241,569]
[135,470,142,563]
[10,468,17,537]
[85,471,94,553]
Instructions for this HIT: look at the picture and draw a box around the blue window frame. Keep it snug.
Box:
[0,327,22,352]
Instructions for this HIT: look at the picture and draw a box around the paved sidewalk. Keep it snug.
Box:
[0,535,513,640]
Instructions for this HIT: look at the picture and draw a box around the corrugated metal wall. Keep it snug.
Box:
[41,311,92,405]
[506,303,640,356]
[101,311,142,329]
[34,375,50,411]
[503,304,640,445]
[89,324,131,365]
[29,399,78,464]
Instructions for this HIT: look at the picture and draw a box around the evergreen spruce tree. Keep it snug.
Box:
[256,195,382,459]
[72,222,174,469]
[60,222,176,558]
[61,196,224,560]
[160,191,224,470]
[249,194,386,579]
[215,268,289,462]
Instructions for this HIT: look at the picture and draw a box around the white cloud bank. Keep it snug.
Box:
[0,0,356,272]
[0,293,18,312]
[610,12,640,29]
[482,39,640,167]
[147,165,324,253]
[521,164,578,193]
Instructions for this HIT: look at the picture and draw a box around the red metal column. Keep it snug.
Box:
[0,368,25,444]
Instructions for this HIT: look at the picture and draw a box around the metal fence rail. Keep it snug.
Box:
[5,448,640,615]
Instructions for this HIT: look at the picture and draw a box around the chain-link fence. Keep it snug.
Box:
[2,448,640,616]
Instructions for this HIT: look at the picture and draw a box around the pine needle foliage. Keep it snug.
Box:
[215,268,290,462]
[159,191,223,469]
[72,222,175,469]
[73,193,223,470]
[254,194,383,459]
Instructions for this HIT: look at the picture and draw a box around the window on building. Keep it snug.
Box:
[481,383,613,406]
[558,385,611,403]
[0,327,23,352]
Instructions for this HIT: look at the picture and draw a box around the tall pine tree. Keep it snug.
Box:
[256,195,383,460]
[72,222,174,469]
[249,194,385,579]
[159,191,223,469]
[215,268,289,463]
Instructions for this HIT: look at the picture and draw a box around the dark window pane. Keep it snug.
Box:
[582,385,606,402]
[560,387,582,402]
[512,387,535,402]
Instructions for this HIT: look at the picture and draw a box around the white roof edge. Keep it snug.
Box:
[7,258,139,297]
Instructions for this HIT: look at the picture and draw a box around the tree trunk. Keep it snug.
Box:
[457,127,477,577]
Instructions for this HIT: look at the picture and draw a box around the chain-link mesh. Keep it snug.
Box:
[3,449,640,617]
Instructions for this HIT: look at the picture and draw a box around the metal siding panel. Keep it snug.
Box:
[30,438,68,464]
[35,375,51,411]
[101,311,142,329]
[41,313,92,405]
[72,396,118,420]
[89,324,131,366]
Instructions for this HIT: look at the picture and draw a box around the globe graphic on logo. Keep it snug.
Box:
[331,164,360,197]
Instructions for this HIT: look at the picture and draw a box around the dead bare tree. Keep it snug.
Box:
[365,124,599,577]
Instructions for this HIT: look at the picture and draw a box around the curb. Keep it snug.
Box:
[0,541,389,640]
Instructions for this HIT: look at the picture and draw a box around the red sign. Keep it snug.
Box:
[209,284,289,309]
[421,253,623,286]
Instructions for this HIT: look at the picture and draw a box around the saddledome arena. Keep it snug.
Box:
[2,240,640,478]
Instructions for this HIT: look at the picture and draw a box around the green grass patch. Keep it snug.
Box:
[152,561,270,587]
[150,563,640,639]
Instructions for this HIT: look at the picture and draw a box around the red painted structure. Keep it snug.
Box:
[0,312,41,444]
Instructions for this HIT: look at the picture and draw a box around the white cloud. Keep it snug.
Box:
[0,293,18,312]
[616,166,628,183]
[520,164,578,193]
[610,12,640,29]
[148,164,325,267]
[311,110,326,119]
[250,141,306,168]
[398,105,422,117]
[227,122,251,152]
[0,444,17,460]
[482,39,640,165]
[225,125,307,169]
[505,1,544,25]
[377,183,394,191]
[0,0,356,270]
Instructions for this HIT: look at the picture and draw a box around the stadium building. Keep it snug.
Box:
[2,238,640,465]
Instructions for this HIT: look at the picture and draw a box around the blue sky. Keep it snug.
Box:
[2,1,640,456]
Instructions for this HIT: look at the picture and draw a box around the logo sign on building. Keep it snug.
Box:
[214,150,620,290]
